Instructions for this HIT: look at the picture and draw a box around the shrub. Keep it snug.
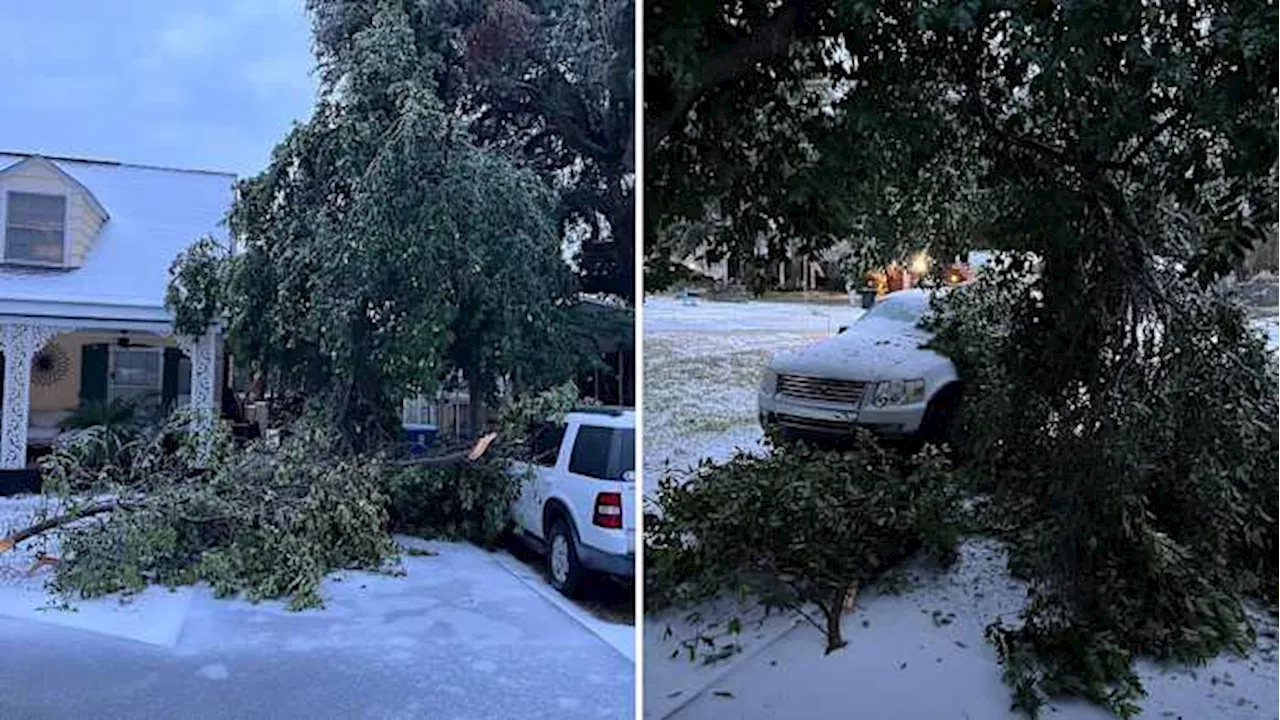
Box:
[57,397,154,469]
[386,461,518,547]
[646,434,960,653]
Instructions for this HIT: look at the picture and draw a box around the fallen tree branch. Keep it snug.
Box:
[0,500,127,553]
[392,432,499,468]
[1,434,501,551]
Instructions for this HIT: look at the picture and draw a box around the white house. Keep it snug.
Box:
[0,152,232,471]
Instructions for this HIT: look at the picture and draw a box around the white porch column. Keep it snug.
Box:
[1,324,61,470]
[176,328,219,443]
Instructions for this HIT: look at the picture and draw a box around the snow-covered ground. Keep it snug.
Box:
[1258,314,1279,353]
[641,296,1280,720]
[641,296,865,501]
[0,498,633,719]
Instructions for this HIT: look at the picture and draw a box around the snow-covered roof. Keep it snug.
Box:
[0,155,110,220]
[0,152,233,323]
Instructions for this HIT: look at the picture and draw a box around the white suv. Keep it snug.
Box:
[509,409,636,596]
[759,290,961,444]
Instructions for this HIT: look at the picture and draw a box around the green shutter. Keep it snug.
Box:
[161,347,182,410]
[79,344,109,404]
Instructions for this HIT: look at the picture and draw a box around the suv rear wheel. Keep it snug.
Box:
[547,517,585,597]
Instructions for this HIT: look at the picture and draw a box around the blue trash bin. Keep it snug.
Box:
[402,423,439,455]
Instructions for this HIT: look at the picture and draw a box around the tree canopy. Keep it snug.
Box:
[310,0,636,299]
[646,0,1277,276]
[170,1,588,450]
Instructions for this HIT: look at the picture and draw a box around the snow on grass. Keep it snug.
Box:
[3,497,635,673]
[0,494,195,647]
[642,296,864,501]
[642,296,1280,719]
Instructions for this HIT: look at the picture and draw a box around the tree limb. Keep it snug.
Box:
[0,500,131,553]
[392,432,499,467]
[648,0,809,149]
[1118,107,1188,167]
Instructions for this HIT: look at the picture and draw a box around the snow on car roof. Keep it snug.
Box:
[567,408,636,428]
[0,153,234,316]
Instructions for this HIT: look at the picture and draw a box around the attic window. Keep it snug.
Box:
[4,191,67,265]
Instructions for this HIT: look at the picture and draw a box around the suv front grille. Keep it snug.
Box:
[775,413,855,435]
[777,375,867,405]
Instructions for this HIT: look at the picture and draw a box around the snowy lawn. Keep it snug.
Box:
[641,295,864,502]
[0,494,197,647]
[0,498,632,719]
[641,295,1280,720]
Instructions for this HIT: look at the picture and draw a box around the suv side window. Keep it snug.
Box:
[529,422,566,467]
[568,425,635,480]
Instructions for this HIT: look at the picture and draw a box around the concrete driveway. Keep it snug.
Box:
[0,536,633,719]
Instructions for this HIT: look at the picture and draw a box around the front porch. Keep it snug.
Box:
[0,316,221,476]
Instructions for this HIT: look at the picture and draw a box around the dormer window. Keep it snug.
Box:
[4,191,67,265]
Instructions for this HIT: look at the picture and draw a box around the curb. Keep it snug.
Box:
[650,614,804,719]
[488,549,636,664]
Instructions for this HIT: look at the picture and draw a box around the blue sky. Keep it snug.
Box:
[0,0,317,177]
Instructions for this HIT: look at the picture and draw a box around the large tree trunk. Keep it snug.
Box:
[611,198,636,303]
[822,596,848,655]
[466,366,489,438]
[340,314,398,453]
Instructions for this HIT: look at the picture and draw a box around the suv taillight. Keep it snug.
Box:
[593,492,623,529]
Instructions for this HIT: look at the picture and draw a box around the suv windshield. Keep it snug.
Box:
[568,426,635,481]
[861,294,930,324]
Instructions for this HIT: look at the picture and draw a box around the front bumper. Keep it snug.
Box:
[758,391,928,439]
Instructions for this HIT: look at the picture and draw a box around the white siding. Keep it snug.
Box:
[69,192,106,266]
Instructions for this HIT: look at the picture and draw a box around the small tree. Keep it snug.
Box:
[647,435,959,654]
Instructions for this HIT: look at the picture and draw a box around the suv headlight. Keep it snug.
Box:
[760,369,778,395]
[868,378,925,407]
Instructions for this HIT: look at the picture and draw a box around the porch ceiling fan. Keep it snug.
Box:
[115,332,162,349]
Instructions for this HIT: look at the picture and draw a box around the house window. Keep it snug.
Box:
[4,192,66,264]
[109,346,163,404]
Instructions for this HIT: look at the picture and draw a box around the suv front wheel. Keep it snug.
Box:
[547,517,585,597]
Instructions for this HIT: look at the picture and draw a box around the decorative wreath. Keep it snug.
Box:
[31,343,71,387]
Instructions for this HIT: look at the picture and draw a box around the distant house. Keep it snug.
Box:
[678,236,845,294]
[0,152,232,474]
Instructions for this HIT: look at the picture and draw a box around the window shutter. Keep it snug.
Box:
[79,344,108,403]
[161,347,182,410]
